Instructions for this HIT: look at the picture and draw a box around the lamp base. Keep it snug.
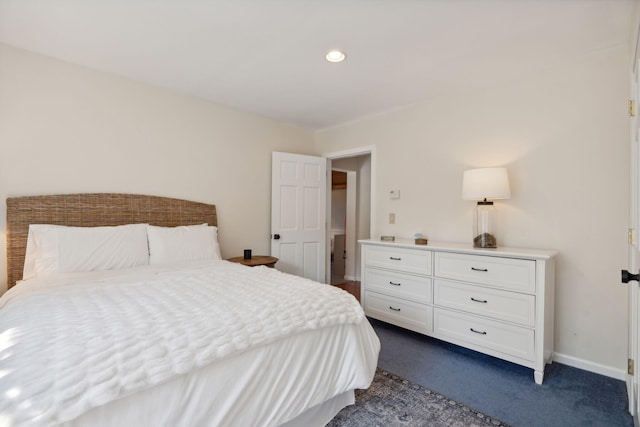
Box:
[473,201,497,248]
[473,232,497,248]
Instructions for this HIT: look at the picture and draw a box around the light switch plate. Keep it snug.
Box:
[390,190,400,199]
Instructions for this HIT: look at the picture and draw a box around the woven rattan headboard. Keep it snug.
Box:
[6,193,217,288]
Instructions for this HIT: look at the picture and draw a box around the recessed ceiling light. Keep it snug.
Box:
[325,49,346,63]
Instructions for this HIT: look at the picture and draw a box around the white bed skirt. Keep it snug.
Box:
[61,321,377,427]
[280,390,354,427]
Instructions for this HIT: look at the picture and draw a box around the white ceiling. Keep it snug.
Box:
[0,0,635,130]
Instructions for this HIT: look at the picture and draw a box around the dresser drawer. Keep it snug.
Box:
[434,308,534,361]
[365,246,432,275]
[365,291,432,334]
[434,279,535,326]
[365,267,432,304]
[434,252,535,293]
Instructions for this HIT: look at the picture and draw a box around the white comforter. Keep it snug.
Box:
[0,261,374,426]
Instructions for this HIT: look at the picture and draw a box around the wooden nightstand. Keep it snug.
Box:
[227,255,278,268]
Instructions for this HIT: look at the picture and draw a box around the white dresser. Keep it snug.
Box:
[359,239,556,384]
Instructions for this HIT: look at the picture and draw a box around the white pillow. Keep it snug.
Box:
[146,224,221,265]
[23,223,150,279]
[23,224,61,279]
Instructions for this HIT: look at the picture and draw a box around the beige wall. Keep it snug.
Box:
[0,44,315,293]
[316,46,630,375]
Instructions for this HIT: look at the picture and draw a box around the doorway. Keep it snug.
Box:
[324,146,375,285]
[330,170,347,285]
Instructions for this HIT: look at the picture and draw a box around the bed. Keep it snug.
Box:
[0,193,380,427]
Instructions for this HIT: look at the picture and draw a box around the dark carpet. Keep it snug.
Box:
[370,318,633,427]
[327,368,510,427]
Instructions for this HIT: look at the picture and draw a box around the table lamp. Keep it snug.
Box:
[462,167,511,248]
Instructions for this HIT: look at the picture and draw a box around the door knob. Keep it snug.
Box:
[273,234,281,240]
[622,269,640,283]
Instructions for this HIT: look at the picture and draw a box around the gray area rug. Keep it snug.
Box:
[327,369,511,427]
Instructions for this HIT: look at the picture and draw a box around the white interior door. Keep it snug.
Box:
[271,152,327,282]
[628,73,639,419]
[628,16,640,418]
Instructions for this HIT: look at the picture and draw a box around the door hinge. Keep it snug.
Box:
[630,100,636,117]
[629,229,636,245]
[629,358,635,375]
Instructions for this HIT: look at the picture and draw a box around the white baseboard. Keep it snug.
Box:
[553,352,627,381]
[344,275,358,282]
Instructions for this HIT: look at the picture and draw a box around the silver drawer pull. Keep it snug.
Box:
[389,306,401,312]
[389,281,402,286]
[471,267,488,272]
[470,328,487,335]
[470,297,488,303]
[389,257,402,261]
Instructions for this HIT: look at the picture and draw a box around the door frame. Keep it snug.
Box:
[629,66,639,420]
[629,4,640,420]
[323,145,376,282]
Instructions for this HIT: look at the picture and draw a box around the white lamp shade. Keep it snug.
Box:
[462,167,511,201]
